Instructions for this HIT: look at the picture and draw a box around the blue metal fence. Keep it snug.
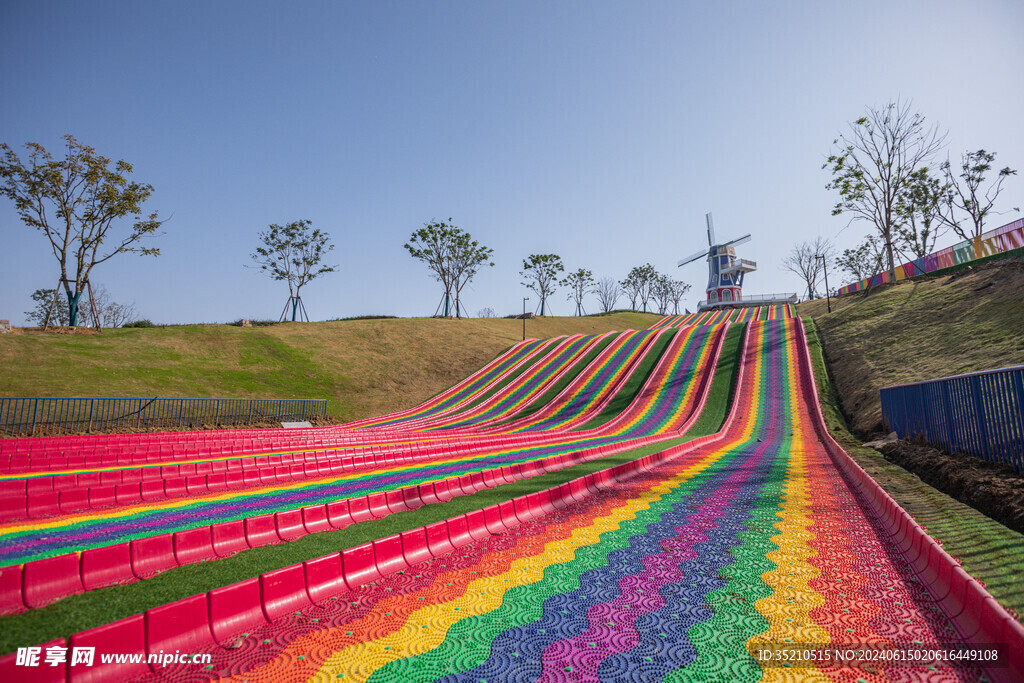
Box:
[881,365,1024,473]
[0,397,328,436]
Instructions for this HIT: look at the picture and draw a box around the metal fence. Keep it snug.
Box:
[881,365,1024,473]
[0,397,328,436]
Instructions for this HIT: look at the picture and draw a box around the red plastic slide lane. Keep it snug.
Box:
[0,324,735,616]
[0,327,730,523]
[794,318,1024,683]
[0,419,748,683]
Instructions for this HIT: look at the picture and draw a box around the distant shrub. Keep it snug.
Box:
[327,315,399,321]
[586,308,639,317]
[123,319,157,328]
[227,319,277,327]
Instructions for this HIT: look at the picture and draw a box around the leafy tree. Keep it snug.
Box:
[782,237,834,299]
[561,268,596,316]
[449,230,494,318]
[405,219,490,317]
[664,277,691,315]
[520,254,564,316]
[621,264,658,313]
[596,277,620,313]
[824,101,945,279]
[24,284,136,328]
[895,167,949,259]
[836,235,885,282]
[0,135,164,326]
[940,149,1018,240]
[651,274,672,315]
[25,289,69,327]
[251,219,336,321]
[650,273,691,315]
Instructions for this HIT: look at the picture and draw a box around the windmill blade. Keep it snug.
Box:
[705,213,716,246]
[677,249,708,267]
[722,234,752,249]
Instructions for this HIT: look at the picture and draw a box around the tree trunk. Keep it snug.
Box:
[66,289,83,327]
[291,298,299,322]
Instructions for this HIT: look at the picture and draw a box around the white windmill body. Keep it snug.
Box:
[677,213,796,311]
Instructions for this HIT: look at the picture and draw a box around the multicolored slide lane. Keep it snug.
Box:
[0,321,732,626]
[2,311,1022,682]
[89,316,1019,683]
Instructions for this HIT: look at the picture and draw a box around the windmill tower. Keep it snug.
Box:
[677,213,758,308]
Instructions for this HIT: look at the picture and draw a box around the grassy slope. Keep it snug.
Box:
[803,318,1024,621]
[0,313,661,425]
[797,260,1024,434]
[0,322,744,653]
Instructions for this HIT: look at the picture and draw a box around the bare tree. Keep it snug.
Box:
[476,307,496,318]
[824,101,946,278]
[1,135,164,327]
[783,237,834,298]
[82,285,138,328]
[561,268,596,316]
[941,149,1018,240]
[596,277,620,313]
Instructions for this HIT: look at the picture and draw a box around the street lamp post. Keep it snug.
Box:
[817,254,832,313]
[522,297,529,341]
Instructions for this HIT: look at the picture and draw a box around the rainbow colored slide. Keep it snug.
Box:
[1,314,1021,682]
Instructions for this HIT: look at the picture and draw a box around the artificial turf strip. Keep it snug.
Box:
[0,325,743,654]
[803,316,1024,623]
[485,333,620,426]
[430,338,562,414]
[576,329,676,431]
[669,323,743,438]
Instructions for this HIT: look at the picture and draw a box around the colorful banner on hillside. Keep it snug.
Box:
[837,218,1024,296]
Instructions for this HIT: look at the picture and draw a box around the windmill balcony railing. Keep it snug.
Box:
[720,259,758,275]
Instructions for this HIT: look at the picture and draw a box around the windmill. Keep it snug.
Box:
[677,213,758,308]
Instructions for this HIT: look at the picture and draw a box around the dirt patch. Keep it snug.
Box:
[879,439,1024,534]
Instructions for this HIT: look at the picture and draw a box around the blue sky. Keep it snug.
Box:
[2,1,1022,325]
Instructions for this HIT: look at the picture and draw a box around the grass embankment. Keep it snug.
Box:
[797,260,1024,434]
[0,313,661,426]
[0,324,745,653]
[804,319,1024,622]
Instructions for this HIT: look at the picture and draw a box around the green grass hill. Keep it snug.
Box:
[0,312,662,424]
[798,259,1024,435]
